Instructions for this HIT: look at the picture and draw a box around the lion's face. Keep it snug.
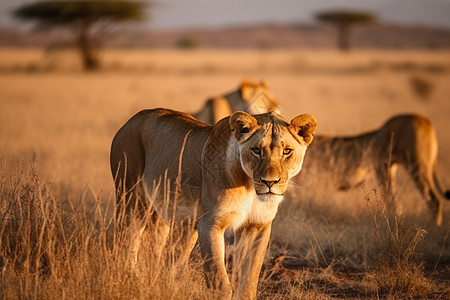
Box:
[230,111,317,202]
[237,79,282,115]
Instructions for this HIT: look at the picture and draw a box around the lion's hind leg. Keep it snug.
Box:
[410,165,443,226]
[177,228,198,268]
[426,189,443,227]
[375,161,402,217]
[419,179,442,227]
[433,162,450,201]
[119,209,170,272]
[167,219,198,272]
[141,211,171,267]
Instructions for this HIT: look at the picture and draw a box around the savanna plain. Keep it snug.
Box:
[0,48,449,299]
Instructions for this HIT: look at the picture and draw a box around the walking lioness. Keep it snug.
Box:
[110,108,317,298]
[299,114,449,226]
[192,79,281,125]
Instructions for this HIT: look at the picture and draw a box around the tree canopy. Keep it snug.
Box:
[14,0,146,25]
[14,0,148,70]
[316,10,376,25]
[316,9,376,51]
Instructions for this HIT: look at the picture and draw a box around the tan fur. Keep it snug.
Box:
[110,108,317,299]
[192,79,282,124]
[299,114,449,226]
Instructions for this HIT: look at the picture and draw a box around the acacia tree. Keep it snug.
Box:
[14,0,147,70]
[316,10,376,51]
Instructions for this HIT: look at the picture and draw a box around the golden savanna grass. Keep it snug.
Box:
[0,48,449,299]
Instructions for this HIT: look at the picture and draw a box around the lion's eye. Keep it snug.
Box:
[251,148,261,155]
[283,148,292,156]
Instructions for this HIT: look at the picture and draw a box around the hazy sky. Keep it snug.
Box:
[1,0,450,30]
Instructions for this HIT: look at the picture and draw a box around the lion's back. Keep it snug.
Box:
[110,108,211,194]
[376,114,437,162]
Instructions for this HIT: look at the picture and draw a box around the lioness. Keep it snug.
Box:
[192,79,281,125]
[299,114,449,226]
[110,108,317,299]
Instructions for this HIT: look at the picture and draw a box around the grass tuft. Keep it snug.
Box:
[366,190,436,297]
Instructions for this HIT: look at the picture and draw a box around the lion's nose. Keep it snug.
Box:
[260,177,281,188]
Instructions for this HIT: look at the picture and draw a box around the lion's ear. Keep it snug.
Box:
[260,79,269,88]
[230,111,258,142]
[290,114,318,145]
[240,79,258,101]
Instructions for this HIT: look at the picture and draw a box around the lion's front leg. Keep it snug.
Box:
[232,222,272,300]
[197,217,232,298]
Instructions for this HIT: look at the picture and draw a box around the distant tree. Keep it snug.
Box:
[176,36,200,49]
[316,9,376,51]
[14,0,148,70]
[409,75,434,101]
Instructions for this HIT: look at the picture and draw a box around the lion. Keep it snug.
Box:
[110,108,317,299]
[192,79,281,125]
[298,114,449,226]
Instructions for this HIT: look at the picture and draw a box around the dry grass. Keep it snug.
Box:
[0,48,449,298]
[0,158,215,299]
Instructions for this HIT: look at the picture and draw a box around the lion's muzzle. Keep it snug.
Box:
[261,177,280,188]
[255,176,285,196]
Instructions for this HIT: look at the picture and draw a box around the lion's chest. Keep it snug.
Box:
[226,190,281,230]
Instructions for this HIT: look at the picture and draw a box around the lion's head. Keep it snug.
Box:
[229,111,317,202]
[192,79,281,125]
[234,79,282,115]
